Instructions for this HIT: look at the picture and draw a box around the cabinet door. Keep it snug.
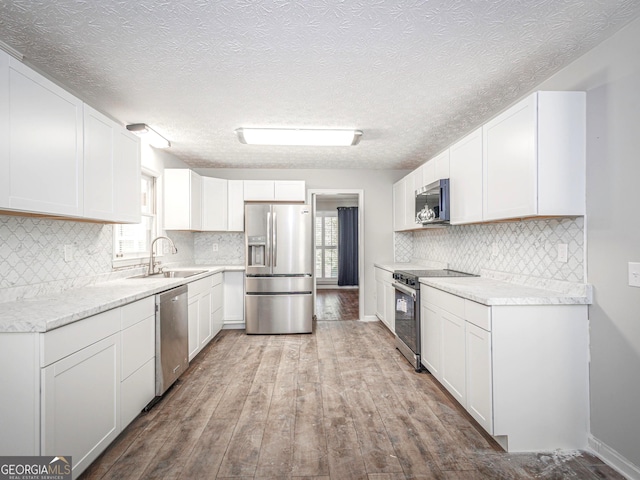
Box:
[41,333,120,477]
[83,105,115,220]
[244,180,274,201]
[212,281,224,337]
[188,295,200,360]
[274,180,305,201]
[440,310,466,404]
[375,278,385,322]
[202,176,228,231]
[450,128,483,224]
[421,161,435,186]
[113,128,141,223]
[198,290,213,349]
[434,149,450,180]
[466,322,493,434]
[404,171,417,229]
[227,180,245,231]
[2,58,83,217]
[483,93,537,220]
[190,170,202,230]
[420,301,441,378]
[392,178,406,231]
[384,283,396,333]
[164,169,202,230]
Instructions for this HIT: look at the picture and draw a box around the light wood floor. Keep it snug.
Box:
[80,321,623,480]
[316,289,359,321]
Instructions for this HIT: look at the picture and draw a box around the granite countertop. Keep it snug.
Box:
[0,265,245,333]
[419,270,592,306]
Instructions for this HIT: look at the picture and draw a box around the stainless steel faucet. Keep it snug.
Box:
[148,236,178,276]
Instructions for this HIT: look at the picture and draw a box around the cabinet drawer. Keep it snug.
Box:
[465,300,491,331]
[121,296,155,330]
[211,272,223,287]
[188,275,213,298]
[375,267,392,283]
[121,315,155,380]
[41,308,120,367]
[423,286,464,318]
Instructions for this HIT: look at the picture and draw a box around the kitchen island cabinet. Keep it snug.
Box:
[419,280,589,452]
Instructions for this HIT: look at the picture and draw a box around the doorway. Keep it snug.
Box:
[308,190,364,321]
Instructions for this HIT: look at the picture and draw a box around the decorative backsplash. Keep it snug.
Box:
[194,232,245,265]
[404,217,585,283]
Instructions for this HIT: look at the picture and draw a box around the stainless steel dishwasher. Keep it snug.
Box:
[155,285,189,396]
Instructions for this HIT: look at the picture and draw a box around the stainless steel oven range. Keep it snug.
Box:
[392,269,478,371]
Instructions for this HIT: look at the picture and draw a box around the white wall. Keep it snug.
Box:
[196,168,408,317]
[536,17,640,473]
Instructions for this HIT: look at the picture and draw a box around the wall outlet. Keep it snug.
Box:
[557,244,568,263]
[64,244,74,262]
[212,243,219,252]
[629,262,640,287]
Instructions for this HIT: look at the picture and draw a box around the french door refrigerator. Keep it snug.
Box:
[245,203,313,334]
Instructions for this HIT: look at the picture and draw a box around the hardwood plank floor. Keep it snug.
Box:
[316,288,359,320]
[80,321,624,480]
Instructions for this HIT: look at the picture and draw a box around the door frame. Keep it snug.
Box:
[308,189,364,321]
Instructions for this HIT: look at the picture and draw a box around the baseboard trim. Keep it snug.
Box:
[361,315,379,322]
[223,321,245,330]
[588,434,640,479]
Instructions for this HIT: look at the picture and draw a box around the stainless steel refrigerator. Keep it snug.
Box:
[245,203,313,334]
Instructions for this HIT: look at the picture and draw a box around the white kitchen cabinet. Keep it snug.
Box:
[450,128,483,224]
[440,309,466,404]
[83,104,141,223]
[375,267,395,332]
[1,55,84,217]
[202,176,228,231]
[392,178,406,231]
[227,180,244,231]
[243,180,305,202]
[466,322,493,434]
[188,275,213,360]
[223,271,245,329]
[483,91,585,221]
[422,149,450,186]
[41,331,120,477]
[420,300,441,377]
[404,170,418,229]
[120,297,155,428]
[164,169,202,230]
[211,273,224,337]
[420,283,589,451]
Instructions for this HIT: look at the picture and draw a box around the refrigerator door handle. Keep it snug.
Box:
[273,211,277,267]
[266,211,272,267]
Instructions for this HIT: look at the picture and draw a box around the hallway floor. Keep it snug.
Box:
[79,318,623,480]
[316,288,359,321]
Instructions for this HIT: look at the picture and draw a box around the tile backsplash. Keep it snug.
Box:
[403,217,585,283]
[194,232,245,265]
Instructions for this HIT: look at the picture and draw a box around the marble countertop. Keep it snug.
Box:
[419,270,592,306]
[374,261,448,272]
[0,265,245,333]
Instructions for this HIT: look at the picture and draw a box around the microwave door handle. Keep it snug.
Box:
[272,211,277,267]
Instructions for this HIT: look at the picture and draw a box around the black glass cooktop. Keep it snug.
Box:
[393,269,478,288]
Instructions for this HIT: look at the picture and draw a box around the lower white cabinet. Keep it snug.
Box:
[374,267,395,333]
[0,296,156,478]
[41,333,120,476]
[420,284,589,452]
[465,322,493,434]
[188,273,224,360]
[223,271,245,328]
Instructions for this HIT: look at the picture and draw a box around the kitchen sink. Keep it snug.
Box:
[129,269,208,279]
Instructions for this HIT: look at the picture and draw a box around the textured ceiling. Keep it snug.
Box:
[1,1,639,170]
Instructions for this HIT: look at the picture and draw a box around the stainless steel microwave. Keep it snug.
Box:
[415,178,450,225]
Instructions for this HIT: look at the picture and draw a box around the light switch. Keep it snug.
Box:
[629,262,640,287]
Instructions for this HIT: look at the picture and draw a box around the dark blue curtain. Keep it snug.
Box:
[337,207,359,286]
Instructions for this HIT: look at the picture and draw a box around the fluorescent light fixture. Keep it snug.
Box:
[126,123,171,148]
[236,128,363,146]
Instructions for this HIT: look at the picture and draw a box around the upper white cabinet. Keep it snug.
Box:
[422,149,450,186]
[84,105,141,223]
[483,91,586,221]
[164,169,202,230]
[450,128,483,224]
[227,180,244,231]
[202,176,228,231]
[0,54,84,217]
[244,180,305,202]
[392,178,406,232]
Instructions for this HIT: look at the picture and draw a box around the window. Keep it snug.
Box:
[113,173,157,266]
[315,211,338,283]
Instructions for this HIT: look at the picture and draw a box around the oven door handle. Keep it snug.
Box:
[393,282,417,300]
